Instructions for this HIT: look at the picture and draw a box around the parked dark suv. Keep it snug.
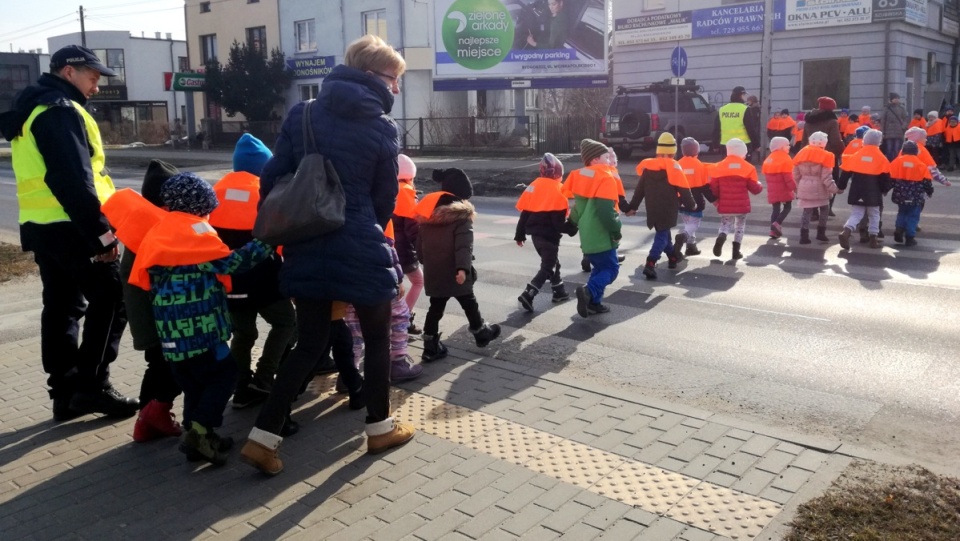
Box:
[600,80,715,159]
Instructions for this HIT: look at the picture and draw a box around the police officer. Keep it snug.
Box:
[712,86,752,157]
[0,45,138,421]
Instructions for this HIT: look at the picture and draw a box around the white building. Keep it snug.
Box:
[612,1,959,116]
[48,31,188,143]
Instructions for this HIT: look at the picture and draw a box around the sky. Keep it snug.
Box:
[1,0,186,54]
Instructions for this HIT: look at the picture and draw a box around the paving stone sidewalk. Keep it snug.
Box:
[0,333,851,540]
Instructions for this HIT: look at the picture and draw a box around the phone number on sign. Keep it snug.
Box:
[708,24,763,35]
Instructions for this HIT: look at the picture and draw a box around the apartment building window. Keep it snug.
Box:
[178,56,189,72]
[801,58,850,110]
[200,2,210,13]
[0,65,30,93]
[91,48,125,85]
[295,19,316,52]
[299,84,319,101]
[363,9,388,40]
[201,34,217,63]
[247,26,267,55]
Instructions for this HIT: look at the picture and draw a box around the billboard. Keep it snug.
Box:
[433,0,609,89]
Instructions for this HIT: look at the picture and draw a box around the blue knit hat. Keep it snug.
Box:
[855,125,870,139]
[161,172,219,216]
[233,133,273,176]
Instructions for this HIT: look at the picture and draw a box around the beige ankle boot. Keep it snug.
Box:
[240,427,283,475]
[366,417,416,454]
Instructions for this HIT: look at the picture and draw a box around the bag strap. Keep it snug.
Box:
[301,99,319,156]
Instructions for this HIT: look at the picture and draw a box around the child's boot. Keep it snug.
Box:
[667,255,678,269]
[894,227,904,243]
[240,427,283,475]
[391,355,423,382]
[133,399,182,442]
[673,233,687,261]
[858,226,870,243]
[551,283,570,303]
[904,236,917,246]
[366,417,416,454]
[471,322,501,348]
[685,243,701,256]
[799,228,811,244]
[869,234,881,249]
[816,226,829,242]
[642,257,657,280]
[517,283,538,312]
[421,333,448,362]
[713,233,727,257]
[407,313,422,336]
[181,422,228,466]
[769,222,782,239]
[839,227,853,250]
[731,242,743,260]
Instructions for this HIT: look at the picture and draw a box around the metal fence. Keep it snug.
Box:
[199,114,601,155]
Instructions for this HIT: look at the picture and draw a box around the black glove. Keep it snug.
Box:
[563,218,579,237]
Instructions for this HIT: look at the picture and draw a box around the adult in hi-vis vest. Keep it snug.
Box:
[0,45,138,422]
[712,86,752,158]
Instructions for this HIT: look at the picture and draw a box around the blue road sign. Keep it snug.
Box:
[671,46,688,78]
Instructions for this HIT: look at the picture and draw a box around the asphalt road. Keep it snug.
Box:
[2,153,959,477]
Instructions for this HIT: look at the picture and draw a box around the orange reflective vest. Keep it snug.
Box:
[636,157,690,188]
[516,177,569,214]
[709,156,758,182]
[794,145,836,169]
[762,150,794,174]
[208,171,260,231]
[907,119,926,131]
[792,124,805,142]
[414,191,455,218]
[945,123,960,143]
[843,121,861,138]
[565,166,620,202]
[842,139,864,162]
[130,211,233,291]
[677,156,709,188]
[840,145,890,175]
[395,180,418,218]
[889,155,931,182]
[767,117,796,132]
[101,188,165,253]
[838,116,849,133]
[926,121,945,137]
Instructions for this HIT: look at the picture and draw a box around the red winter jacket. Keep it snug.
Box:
[709,156,764,214]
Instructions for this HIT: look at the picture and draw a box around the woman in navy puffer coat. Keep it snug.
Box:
[242,36,416,475]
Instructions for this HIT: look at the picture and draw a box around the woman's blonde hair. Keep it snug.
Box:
[344,35,406,76]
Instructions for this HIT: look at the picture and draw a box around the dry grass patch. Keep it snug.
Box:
[786,460,960,541]
[0,242,36,282]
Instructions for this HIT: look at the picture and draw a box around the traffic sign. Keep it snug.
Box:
[671,46,688,77]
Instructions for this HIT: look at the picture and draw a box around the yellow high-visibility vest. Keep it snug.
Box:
[719,102,750,145]
[12,101,115,224]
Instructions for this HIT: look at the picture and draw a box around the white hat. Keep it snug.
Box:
[863,129,883,146]
[725,138,748,158]
[904,127,927,142]
[808,131,828,148]
[769,137,790,152]
[398,154,416,180]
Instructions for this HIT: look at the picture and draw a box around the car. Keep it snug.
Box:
[600,79,715,159]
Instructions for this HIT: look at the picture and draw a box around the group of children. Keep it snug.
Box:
[99,134,501,467]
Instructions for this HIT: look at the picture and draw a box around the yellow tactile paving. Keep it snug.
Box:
[590,462,700,513]
[529,439,626,489]
[666,483,781,540]
[310,375,784,539]
[465,422,564,466]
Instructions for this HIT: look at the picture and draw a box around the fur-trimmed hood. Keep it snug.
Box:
[805,108,837,124]
[418,199,476,225]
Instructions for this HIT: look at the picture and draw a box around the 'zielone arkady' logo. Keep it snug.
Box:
[442,0,514,70]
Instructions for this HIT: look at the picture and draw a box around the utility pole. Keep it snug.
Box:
[79,5,87,47]
[759,0,773,160]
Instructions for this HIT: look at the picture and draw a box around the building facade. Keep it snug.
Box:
[47,31,188,144]
[0,52,49,114]
[613,0,959,118]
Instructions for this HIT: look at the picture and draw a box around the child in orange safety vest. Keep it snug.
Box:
[102,160,183,443]
[515,153,572,311]
[890,141,934,246]
[208,134,297,421]
[132,172,273,465]
[924,111,944,165]
[837,129,890,250]
[626,133,696,280]
[674,137,716,256]
[762,137,796,239]
[944,115,960,171]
